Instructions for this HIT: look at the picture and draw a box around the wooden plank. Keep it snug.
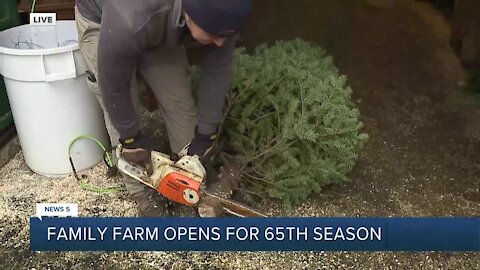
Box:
[18,3,74,13]
[17,0,75,12]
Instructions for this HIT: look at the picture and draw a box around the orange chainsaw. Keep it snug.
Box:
[115,145,266,217]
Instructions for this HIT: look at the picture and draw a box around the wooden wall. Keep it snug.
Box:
[17,0,75,20]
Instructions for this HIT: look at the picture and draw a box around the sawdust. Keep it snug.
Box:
[1,149,479,269]
[0,151,138,217]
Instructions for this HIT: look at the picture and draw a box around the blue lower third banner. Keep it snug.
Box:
[30,217,479,251]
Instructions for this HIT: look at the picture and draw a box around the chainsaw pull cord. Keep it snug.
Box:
[68,135,123,193]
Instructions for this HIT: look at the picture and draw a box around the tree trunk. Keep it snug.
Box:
[197,153,244,217]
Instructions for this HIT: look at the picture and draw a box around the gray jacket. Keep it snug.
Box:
[76,0,234,140]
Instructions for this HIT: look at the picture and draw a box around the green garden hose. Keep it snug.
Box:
[68,135,123,193]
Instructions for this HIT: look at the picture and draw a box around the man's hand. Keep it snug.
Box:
[120,132,154,175]
[179,128,221,165]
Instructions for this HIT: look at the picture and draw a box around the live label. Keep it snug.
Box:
[30,13,56,26]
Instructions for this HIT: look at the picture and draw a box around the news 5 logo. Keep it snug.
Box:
[36,203,78,219]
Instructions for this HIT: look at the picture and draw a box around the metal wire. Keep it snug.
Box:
[59,39,78,46]
[11,32,78,49]
[31,0,37,13]
[11,32,45,49]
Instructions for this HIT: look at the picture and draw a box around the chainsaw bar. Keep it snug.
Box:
[202,191,267,217]
[117,158,155,189]
[116,156,266,217]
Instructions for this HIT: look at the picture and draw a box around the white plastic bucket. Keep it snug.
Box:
[0,21,108,176]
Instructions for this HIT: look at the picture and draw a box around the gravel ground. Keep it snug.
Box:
[0,155,478,270]
[0,161,479,270]
[1,1,480,269]
[0,112,479,269]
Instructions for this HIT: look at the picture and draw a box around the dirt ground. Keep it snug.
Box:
[0,1,479,269]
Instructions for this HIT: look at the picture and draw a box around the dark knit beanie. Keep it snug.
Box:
[183,0,253,37]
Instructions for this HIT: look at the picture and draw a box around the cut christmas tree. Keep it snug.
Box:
[198,39,368,207]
